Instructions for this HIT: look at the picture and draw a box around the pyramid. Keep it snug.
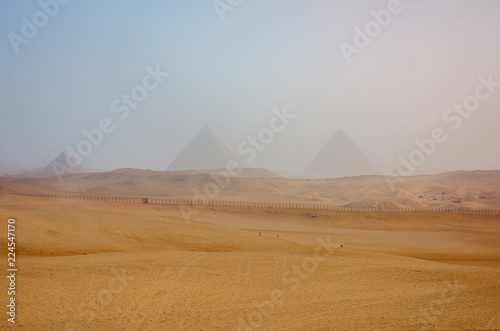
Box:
[305,130,378,177]
[166,126,241,171]
[43,152,86,175]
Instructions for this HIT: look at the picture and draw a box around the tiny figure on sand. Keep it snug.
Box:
[340,242,343,248]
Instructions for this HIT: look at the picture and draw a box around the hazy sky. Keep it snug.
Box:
[1,0,499,174]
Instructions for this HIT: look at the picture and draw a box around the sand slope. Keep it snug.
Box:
[1,193,500,330]
[2,169,499,210]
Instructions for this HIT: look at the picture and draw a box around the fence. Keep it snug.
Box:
[12,193,500,215]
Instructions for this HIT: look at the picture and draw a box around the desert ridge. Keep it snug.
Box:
[2,168,499,210]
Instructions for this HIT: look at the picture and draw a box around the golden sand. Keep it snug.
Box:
[1,192,499,330]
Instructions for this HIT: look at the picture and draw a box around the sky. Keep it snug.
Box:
[1,0,499,175]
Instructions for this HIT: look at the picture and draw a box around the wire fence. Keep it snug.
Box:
[12,193,500,215]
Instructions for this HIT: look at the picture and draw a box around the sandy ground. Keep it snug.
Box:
[1,193,500,330]
[2,169,500,210]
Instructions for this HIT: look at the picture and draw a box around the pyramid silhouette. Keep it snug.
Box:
[305,130,377,177]
[166,126,241,171]
[43,152,86,175]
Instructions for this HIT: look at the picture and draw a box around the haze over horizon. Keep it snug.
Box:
[1,0,500,175]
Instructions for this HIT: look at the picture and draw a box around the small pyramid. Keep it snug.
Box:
[305,130,377,177]
[43,152,86,175]
[166,126,241,171]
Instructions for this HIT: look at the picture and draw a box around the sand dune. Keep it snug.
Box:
[2,169,500,209]
[1,193,499,330]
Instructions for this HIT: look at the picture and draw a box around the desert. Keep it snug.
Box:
[1,170,500,330]
[3,1,500,330]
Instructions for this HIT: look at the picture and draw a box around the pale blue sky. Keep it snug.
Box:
[1,0,499,174]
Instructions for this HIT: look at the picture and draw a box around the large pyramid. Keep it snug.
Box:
[305,130,378,177]
[43,152,86,175]
[166,126,241,171]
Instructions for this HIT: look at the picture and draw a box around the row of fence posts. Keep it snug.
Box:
[16,193,500,215]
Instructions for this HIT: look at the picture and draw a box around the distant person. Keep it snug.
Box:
[277,234,279,239]
[259,232,261,236]
[340,242,343,248]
